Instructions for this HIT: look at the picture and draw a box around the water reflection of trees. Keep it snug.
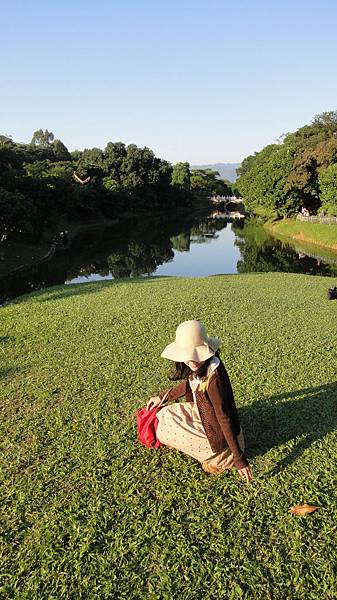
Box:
[107,242,174,278]
[170,233,190,252]
[4,211,337,302]
[63,215,225,282]
[232,218,337,276]
[189,217,227,244]
[70,215,337,281]
[81,216,227,279]
[105,217,228,277]
[171,218,225,253]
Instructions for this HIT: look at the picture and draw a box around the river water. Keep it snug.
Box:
[1,213,337,302]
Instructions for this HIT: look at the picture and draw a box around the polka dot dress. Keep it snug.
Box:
[156,358,245,467]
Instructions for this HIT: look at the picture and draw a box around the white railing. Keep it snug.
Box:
[297,214,337,224]
[211,195,243,203]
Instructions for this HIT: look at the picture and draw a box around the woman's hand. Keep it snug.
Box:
[146,396,162,411]
[238,465,253,483]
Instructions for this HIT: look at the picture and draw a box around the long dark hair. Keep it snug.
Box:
[170,350,220,381]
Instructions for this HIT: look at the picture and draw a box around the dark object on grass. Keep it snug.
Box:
[327,286,337,300]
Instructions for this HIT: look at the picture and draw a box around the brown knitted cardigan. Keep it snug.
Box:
[160,360,248,469]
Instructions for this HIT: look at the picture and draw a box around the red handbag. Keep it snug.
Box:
[136,407,162,448]
[136,391,169,449]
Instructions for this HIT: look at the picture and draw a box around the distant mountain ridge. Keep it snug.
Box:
[191,162,241,182]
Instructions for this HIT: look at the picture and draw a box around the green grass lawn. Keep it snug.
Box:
[1,273,337,599]
[266,219,337,250]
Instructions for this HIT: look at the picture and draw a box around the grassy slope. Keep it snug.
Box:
[266,219,337,251]
[1,274,337,599]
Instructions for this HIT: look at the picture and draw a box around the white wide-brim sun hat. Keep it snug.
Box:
[161,320,220,363]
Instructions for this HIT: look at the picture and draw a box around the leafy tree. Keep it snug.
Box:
[0,130,193,242]
[318,164,337,215]
[0,187,34,238]
[52,139,71,162]
[31,129,54,147]
[237,144,298,216]
[104,141,127,169]
[314,137,337,169]
[190,168,226,196]
[70,149,83,161]
[120,144,151,193]
[312,110,337,130]
[102,142,127,195]
[236,110,337,216]
[0,135,13,146]
[154,159,172,193]
[283,126,337,213]
[284,148,320,213]
[72,185,99,215]
[171,162,191,191]
[236,154,257,178]
[216,178,232,196]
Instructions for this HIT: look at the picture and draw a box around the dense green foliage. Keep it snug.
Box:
[318,163,337,216]
[0,133,175,241]
[236,111,337,217]
[1,274,336,599]
[190,168,232,197]
[0,133,220,245]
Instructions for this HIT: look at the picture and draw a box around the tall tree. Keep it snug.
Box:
[318,164,337,215]
[171,162,191,191]
[52,139,71,162]
[31,129,55,147]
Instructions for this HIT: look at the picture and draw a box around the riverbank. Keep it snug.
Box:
[264,218,337,252]
[0,216,118,278]
[0,241,50,275]
[1,273,336,598]
[0,197,212,279]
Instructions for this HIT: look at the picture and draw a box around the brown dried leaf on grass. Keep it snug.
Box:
[288,504,319,515]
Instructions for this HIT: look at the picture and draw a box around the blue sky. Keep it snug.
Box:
[2,0,337,164]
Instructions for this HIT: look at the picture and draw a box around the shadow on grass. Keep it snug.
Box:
[0,338,16,381]
[0,366,22,380]
[241,381,337,474]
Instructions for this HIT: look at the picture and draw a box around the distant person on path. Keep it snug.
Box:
[147,320,252,482]
[59,230,69,246]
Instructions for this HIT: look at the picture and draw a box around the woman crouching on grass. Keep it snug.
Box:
[147,320,252,482]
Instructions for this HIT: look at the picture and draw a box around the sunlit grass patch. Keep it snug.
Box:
[1,273,336,599]
[267,218,337,250]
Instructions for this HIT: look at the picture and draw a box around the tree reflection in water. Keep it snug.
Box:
[232,218,337,277]
[77,216,227,280]
[2,213,337,303]
[107,241,174,278]
[1,213,226,301]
